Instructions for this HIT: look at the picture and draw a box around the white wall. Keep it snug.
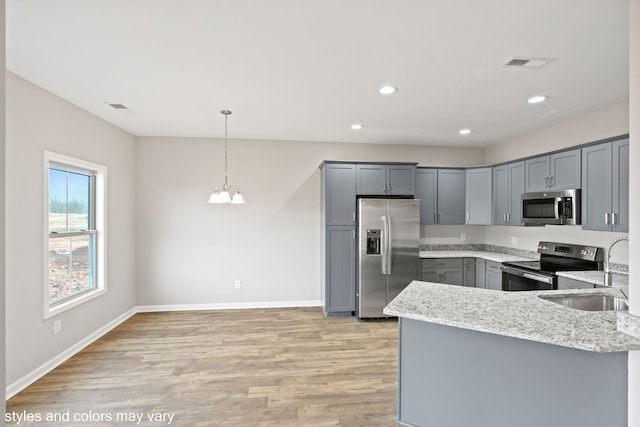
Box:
[136,137,484,306]
[1,1,7,422]
[4,72,138,386]
[485,101,629,165]
[628,1,639,425]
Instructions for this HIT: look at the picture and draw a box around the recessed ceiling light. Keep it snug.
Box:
[459,129,472,135]
[378,85,397,95]
[351,123,364,130]
[527,95,548,104]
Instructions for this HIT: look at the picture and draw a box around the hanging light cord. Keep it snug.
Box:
[222,110,231,189]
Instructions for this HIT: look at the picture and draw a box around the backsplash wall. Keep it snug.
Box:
[421,224,629,266]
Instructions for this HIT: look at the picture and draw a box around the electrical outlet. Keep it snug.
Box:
[512,236,518,246]
[234,280,242,289]
[460,233,466,242]
[53,320,61,335]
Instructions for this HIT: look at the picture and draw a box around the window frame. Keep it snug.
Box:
[43,151,107,319]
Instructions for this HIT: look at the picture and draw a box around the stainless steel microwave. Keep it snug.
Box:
[521,189,581,225]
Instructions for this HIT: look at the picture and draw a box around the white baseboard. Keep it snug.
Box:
[6,300,322,400]
[136,300,322,312]
[6,307,137,400]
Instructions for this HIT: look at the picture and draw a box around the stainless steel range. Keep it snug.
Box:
[501,241,604,291]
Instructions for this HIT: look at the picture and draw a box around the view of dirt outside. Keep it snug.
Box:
[48,213,94,303]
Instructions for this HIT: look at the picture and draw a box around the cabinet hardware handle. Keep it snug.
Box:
[612,213,617,225]
[351,230,355,239]
[507,212,511,222]
[503,213,507,222]
[604,213,610,225]
[352,212,356,222]
[545,177,549,187]
[466,212,470,221]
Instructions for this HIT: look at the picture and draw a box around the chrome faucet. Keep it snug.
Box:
[604,236,629,286]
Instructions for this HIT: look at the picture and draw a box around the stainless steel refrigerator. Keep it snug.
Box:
[357,198,420,319]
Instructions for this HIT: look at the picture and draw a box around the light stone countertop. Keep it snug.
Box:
[556,270,629,288]
[420,250,535,263]
[383,280,640,353]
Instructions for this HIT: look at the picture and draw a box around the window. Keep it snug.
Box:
[44,152,106,319]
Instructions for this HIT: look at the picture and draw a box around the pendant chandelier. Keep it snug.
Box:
[208,110,245,204]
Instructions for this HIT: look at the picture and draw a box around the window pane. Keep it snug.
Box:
[48,167,91,233]
[67,171,90,231]
[49,234,95,303]
[49,168,68,233]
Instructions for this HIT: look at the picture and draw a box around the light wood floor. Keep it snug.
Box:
[7,308,400,426]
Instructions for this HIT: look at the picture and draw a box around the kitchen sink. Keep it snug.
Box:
[538,294,629,312]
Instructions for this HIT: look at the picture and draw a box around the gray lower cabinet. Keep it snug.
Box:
[581,138,629,232]
[465,168,492,224]
[485,260,503,290]
[416,168,465,225]
[493,161,524,226]
[557,276,595,290]
[356,163,416,195]
[524,149,581,192]
[463,258,475,287]
[420,258,464,286]
[323,226,356,316]
[475,258,486,288]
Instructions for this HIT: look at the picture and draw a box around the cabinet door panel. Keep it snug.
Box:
[388,165,416,195]
[437,170,465,224]
[416,169,438,224]
[326,226,355,313]
[508,162,525,225]
[324,164,356,226]
[550,149,581,190]
[581,144,612,231]
[356,164,386,195]
[525,156,550,192]
[440,268,464,286]
[612,139,629,232]
[465,168,492,224]
[492,165,508,225]
[420,269,441,283]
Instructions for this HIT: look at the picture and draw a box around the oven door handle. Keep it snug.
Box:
[501,266,554,285]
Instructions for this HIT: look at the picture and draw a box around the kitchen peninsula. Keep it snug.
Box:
[384,281,640,427]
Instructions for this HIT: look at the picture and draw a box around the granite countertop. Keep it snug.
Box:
[383,280,640,353]
[420,250,535,263]
[557,270,629,288]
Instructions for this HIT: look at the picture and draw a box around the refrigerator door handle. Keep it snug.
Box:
[381,215,390,275]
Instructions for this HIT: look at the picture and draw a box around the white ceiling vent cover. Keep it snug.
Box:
[504,56,556,68]
[106,103,128,110]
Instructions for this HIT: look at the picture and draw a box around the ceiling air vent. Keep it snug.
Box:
[106,103,128,110]
[503,56,555,68]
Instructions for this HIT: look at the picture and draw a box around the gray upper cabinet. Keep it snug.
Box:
[465,168,492,224]
[581,138,629,232]
[416,168,465,225]
[356,164,416,195]
[322,163,356,226]
[525,149,581,192]
[492,161,524,226]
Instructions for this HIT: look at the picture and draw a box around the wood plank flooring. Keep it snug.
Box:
[7,308,400,426]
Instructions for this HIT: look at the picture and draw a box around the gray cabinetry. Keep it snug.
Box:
[320,162,357,316]
[463,258,475,287]
[581,138,629,232]
[465,168,492,224]
[525,149,581,192]
[475,258,486,288]
[420,258,464,286]
[416,168,465,225]
[485,260,503,290]
[492,161,524,226]
[324,226,356,314]
[356,163,416,195]
[322,163,356,226]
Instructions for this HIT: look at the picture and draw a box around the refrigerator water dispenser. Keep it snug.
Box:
[366,229,381,255]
